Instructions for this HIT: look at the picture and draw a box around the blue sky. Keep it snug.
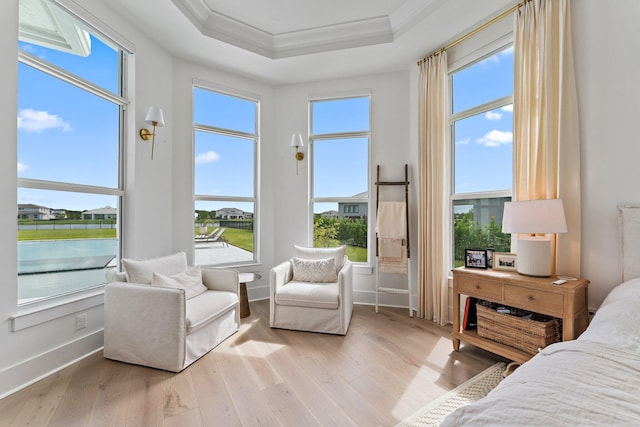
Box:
[18,34,119,211]
[18,24,513,215]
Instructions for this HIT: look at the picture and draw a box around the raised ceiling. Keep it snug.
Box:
[103,0,516,85]
[171,0,444,58]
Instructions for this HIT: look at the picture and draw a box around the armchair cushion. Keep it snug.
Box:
[186,290,238,333]
[274,281,339,309]
[291,257,338,283]
[151,266,208,300]
[122,251,188,284]
[294,245,346,271]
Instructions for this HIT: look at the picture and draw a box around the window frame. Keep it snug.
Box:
[449,42,514,268]
[16,0,129,307]
[309,92,372,263]
[192,81,260,267]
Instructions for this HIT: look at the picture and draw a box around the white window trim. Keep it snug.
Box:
[16,0,131,310]
[192,82,261,267]
[308,92,372,263]
[448,36,514,270]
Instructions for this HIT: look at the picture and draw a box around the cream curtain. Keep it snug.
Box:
[417,52,450,325]
[514,0,581,278]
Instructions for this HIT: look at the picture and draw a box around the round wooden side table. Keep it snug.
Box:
[238,272,261,318]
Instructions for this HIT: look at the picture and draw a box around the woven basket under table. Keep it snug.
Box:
[476,302,561,357]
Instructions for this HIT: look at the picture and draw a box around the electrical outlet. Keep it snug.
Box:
[76,313,87,330]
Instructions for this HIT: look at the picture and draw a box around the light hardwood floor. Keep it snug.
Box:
[0,301,503,427]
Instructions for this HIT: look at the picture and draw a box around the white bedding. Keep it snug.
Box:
[441,279,640,426]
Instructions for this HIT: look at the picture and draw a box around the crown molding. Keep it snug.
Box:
[171,0,445,58]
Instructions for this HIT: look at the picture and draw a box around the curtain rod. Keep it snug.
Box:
[417,0,531,66]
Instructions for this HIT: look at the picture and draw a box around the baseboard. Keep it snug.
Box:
[0,329,104,399]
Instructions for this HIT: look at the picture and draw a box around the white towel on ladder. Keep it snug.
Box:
[376,201,407,273]
[376,201,406,239]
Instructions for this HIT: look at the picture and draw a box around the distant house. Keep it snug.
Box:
[17,204,53,220]
[217,207,251,219]
[82,206,117,220]
[319,210,339,218]
[338,191,368,220]
[51,209,67,219]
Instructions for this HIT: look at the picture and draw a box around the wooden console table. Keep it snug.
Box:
[452,267,589,364]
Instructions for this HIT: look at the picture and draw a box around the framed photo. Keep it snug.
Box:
[486,248,494,268]
[465,249,488,269]
[493,252,517,271]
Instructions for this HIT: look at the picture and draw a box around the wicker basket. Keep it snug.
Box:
[476,301,561,356]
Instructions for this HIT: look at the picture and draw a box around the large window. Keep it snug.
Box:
[193,85,258,266]
[310,95,370,263]
[451,45,513,267]
[17,0,128,304]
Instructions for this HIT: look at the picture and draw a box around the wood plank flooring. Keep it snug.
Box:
[0,301,503,427]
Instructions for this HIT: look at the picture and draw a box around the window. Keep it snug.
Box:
[451,45,513,267]
[310,95,370,263]
[17,0,128,304]
[193,85,258,266]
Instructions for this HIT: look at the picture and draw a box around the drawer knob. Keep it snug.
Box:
[475,284,481,290]
[527,295,534,301]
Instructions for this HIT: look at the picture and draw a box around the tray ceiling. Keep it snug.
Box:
[171,0,446,58]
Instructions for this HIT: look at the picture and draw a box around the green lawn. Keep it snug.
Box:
[222,228,254,252]
[18,229,116,240]
[346,245,367,263]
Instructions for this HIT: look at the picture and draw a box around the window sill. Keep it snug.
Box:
[353,264,373,275]
[12,287,104,332]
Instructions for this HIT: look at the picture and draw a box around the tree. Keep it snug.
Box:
[454,210,510,265]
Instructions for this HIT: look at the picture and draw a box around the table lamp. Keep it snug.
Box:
[502,199,567,277]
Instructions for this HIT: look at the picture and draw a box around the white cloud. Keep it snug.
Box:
[17,109,72,133]
[485,111,502,121]
[456,138,471,145]
[501,104,513,113]
[17,162,28,173]
[195,150,221,164]
[476,130,513,147]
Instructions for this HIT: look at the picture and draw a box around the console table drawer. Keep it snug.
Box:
[504,286,563,317]
[457,275,503,301]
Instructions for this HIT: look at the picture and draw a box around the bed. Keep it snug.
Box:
[441,206,640,425]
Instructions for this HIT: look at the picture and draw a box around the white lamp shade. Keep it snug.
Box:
[502,198,567,277]
[502,199,567,234]
[144,106,165,127]
[290,133,303,147]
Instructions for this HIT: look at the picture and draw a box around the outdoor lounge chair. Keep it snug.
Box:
[195,227,228,246]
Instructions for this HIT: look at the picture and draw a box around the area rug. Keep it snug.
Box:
[396,362,507,427]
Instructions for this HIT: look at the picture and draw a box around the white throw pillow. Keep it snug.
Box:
[291,257,338,283]
[293,245,346,271]
[150,266,208,299]
[122,252,188,284]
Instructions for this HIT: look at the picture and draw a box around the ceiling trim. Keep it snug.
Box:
[171,0,447,59]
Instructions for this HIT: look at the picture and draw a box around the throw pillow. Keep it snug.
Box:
[150,266,208,299]
[122,252,188,284]
[293,245,346,271]
[291,257,338,283]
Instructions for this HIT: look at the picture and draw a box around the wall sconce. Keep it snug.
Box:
[139,106,165,160]
[291,133,304,175]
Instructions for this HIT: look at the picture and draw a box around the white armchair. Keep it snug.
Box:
[270,245,353,335]
[104,252,239,372]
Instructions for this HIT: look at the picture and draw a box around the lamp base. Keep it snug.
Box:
[517,237,552,277]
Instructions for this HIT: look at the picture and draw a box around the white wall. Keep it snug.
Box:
[0,0,175,397]
[572,0,640,307]
[273,72,414,307]
[170,60,277,299]
[1,0,638,399]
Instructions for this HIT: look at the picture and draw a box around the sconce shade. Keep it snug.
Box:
[502,199,567,277]
[290,133,303,147]
[144,106,165,127]
[502,199,567,234]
